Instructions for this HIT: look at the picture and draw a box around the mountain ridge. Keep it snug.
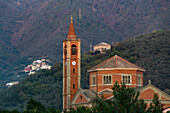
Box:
[0,0,169,91]
[0,30,169,111]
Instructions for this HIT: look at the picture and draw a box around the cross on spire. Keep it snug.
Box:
[71,15,73,23]
[148,80,151,84]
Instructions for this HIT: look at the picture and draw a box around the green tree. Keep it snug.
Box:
[91,82,147,113]
[92,96,114,113]
[0,109,20,113]
[68,106,92,113]
[146,94,163,113]
[111,82,147,113]
[26,98,46,112]
[68,82,163,113]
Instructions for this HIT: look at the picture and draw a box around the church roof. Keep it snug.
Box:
[82,89,97,100]
[94,42,110,47]
[137,81,170,100]
[88,55,145,72]
[67,16,76,39]
[71,88,97,105]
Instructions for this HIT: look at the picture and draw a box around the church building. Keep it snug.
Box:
[63,17,170,111]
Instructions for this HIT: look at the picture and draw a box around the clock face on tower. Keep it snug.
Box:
[72,61,76,65]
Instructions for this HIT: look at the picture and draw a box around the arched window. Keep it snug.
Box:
[128,76,130,84]
[92,77,96,85]
[104,76,106,84]
[122,75,131,84]
[103,75,112,84]
[73,68,75,73]
[138,76,141,85]
[64,45,67,55]
[71,44,76,55]
[109,76,111,83]
[106,76,109,83]
[73,84,75,89]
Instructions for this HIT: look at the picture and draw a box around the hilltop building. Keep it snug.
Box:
[63,17,170,111]
[93,42,111,53]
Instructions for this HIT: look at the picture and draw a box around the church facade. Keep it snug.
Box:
[63,17,170,111]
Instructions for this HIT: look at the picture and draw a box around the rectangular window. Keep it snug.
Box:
[92,77,96,85]
[122,75,131,84]
[73,84,75,89]
[138,76,141,85]
[73,68,75,73]
[103,75,112,84]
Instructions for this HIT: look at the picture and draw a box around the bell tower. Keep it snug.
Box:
[63,16,81,110]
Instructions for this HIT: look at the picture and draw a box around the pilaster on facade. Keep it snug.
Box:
[78,41,81,89]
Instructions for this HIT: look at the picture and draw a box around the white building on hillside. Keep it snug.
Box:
[93,42,111,53]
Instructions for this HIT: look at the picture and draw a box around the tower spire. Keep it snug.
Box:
[63,17,81,110]
[67,15,76,39]
[71,15,73,23]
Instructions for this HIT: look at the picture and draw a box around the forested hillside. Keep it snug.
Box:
[0,30,169,111]
[0,0,169,92]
